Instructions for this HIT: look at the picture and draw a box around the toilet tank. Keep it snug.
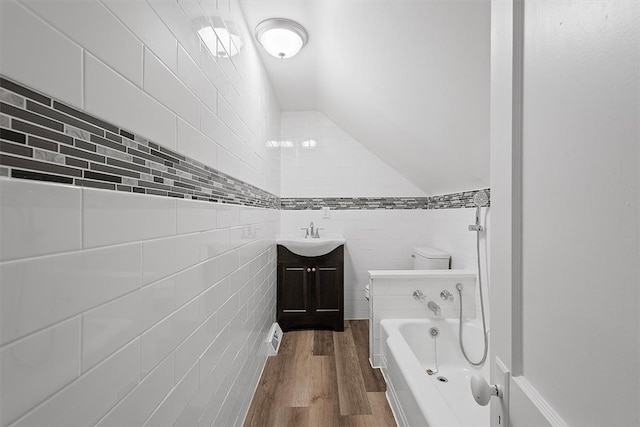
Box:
[412,247,451,269]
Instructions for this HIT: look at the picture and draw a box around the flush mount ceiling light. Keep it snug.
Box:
[198,18,243,58]
[255,18,308,59]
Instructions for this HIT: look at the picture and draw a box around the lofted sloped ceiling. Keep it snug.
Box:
[239,0,490,196]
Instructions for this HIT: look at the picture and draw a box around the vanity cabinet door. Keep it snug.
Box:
[278,265,309,314]
[312,265,342,314]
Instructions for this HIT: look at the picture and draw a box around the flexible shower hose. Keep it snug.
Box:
[458,223,489,366]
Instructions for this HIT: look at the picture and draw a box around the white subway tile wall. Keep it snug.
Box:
[0,0,281,196]
[176,118,219,178]
[0,0,281,426]
[81,290,142,372]
[94,355,175,427]
[0,179,82,261]
[0,2,83,108]
[19,0,145,87]
[141,276,177,332]
[0,318,81,426]
[140,297,200,378]
[279,111,428,198]
[177,44,218,113]
[143,362,200,426]
[0,74,281,208]
[0,236,143,346]
[84,51,179,150]
[143,48,200,128]
[280,208,490,320]
[141,233,201,285]
[83,189,178,248]
[176,199,219,234]
[0,179,279,426]
[278,111,491,328]
[13,339,141,427]
[101,0,179,74]
[368,272,477,367]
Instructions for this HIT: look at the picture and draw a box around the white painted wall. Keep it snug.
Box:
[279,110,426,197]
[521,2,639,425]
[490,1,640,426]
[0,0,281,425]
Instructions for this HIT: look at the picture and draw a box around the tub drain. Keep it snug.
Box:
[436,376,448,383]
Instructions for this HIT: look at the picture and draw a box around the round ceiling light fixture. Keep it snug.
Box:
[197,17,243,58]
[255,18,308,59]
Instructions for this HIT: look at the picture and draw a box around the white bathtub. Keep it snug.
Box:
[380,318,489,427]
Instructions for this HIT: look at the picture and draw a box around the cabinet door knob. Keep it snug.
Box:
[312,268,316,272]
[307,268,311,272]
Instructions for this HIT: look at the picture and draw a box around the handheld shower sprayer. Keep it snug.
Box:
[460,190,489,367]
[468,190,489,231]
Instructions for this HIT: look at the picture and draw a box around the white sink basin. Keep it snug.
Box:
[276,237,345,257]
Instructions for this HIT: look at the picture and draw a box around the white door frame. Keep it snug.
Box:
[490,1,567,425]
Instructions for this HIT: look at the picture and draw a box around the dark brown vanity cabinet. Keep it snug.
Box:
[277,245,344,332]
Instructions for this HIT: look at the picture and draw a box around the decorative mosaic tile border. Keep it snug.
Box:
[281,197,429,210]
[0,76,280,209]
[281,189,491,210]
[0,76,489,212]
[430,189,491,209]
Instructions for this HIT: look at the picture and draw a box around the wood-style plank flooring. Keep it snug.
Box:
[244,320,396,427]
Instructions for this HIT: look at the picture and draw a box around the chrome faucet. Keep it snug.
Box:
[305,222,322,238]
[412,290,426,302]
[440,289,454,302]
[427,301,441,316]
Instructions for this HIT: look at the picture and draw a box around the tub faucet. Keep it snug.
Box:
[309,222,315,238]
[440,289,454,302]
[427,301,441,316]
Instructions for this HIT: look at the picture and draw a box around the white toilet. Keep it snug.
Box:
[364,246,450,300]
[412,246,451,270]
